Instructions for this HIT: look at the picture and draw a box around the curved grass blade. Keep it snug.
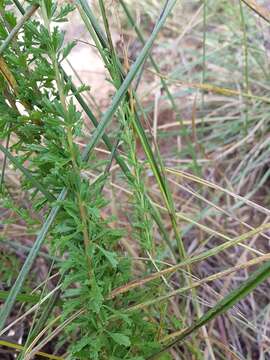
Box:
[147,260,270,359]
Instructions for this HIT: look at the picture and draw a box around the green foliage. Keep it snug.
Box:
[1,1,270,360]
[0,249,20,286]
[0,0,171,358]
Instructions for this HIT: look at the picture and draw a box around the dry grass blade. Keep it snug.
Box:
[147,260,270,358]
[109,224,270,298]
[24,309,85,360]
[166,168,270,216]
[128,253,270,311]
[148,69,270,103]
[240,0,270,23]
[0,286,61,337]
[0,339,63,360]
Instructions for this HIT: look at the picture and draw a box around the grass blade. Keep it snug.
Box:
[110,223,270,298]
[119,0,179,113]
[147,260,270,358]
[240,0,270,23]
[127,253,270,312]
[79,0,178,160]
[0,188,67,330]
[0,339,63,360]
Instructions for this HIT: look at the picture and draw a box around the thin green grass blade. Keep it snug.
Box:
[79,0,178,160]
[0,129,11,190]
[98,0,119,74]
[13,0,25,14]
[147,260,270,359]
[119,0,178,113]
[119,1,201,183]
[77,0,108,48]
[0,188,66,330]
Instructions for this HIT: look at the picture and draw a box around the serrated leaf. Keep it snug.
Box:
[53,4,75,22]
[60,40,77,62]
[89,278,103,313]
[96,245,118,269]
[110,333,131,347]
[4,11,17,28]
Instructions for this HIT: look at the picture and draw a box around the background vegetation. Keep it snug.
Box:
[1,0,270,359]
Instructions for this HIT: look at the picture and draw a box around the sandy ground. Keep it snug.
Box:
[61,10,118,109]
